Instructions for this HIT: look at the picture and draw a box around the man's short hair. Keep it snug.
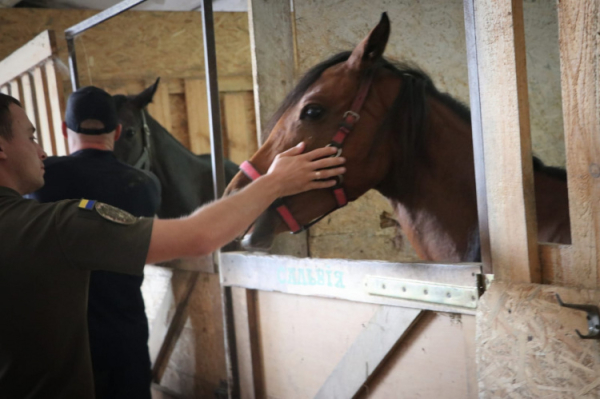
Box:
[0,94,22,141]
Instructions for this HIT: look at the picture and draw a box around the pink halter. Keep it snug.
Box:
[240,72,374,233]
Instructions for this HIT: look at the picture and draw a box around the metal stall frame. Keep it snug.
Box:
[63,0,235,394]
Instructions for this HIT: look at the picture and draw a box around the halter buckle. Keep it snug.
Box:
[343,110,360,122]
[326,143,343,157]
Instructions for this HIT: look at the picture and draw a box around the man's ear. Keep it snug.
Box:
[114,124,122,142]
[62,121,68,138]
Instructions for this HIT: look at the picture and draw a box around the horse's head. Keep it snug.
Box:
[226,13,414,250]
[113,79,160,169]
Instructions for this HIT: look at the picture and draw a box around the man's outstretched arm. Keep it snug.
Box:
[146,143,345,264]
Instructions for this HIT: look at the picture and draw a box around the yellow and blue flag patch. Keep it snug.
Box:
[78,199,96,210]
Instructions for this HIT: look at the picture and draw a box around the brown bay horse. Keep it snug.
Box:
[225,13,571,262]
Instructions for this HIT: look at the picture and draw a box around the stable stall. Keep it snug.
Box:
[0,0,598,398]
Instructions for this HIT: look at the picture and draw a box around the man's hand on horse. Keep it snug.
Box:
[267,142,346,197]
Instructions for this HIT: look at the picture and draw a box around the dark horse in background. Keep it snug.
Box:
[112,79,239,219]
[225,13,571,262]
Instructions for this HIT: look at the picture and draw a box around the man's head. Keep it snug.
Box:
[63,86,122,151]
[0,93,47,194]
[0,93,21,140]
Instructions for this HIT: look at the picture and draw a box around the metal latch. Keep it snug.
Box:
[556,294,600,339]
[364,276,479,309]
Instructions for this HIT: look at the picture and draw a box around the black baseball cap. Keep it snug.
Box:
[65,86,118,135]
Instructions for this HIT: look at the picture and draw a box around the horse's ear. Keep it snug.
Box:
[131,78,160,109]
[347,13,390,71]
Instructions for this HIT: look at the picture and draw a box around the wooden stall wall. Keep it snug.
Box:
[0,9,256,398]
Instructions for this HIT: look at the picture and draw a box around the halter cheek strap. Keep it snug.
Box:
[240,72,374,234]
[240,160,345,234]
[133,109,152,171]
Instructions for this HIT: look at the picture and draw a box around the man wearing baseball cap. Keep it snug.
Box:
[30,86,161,399]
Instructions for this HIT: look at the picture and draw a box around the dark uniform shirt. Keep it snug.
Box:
[0,187,153,399]
[28,149,161,399]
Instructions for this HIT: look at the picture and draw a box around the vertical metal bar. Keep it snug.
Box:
[463,0,492,273]
[66,37,79,91]
[201,1,238,398]
[201,0,226,199]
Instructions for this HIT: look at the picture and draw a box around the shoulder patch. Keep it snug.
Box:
[94,202,138,225]
[79,199,96,210]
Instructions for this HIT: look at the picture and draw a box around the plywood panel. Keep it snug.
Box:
[557,0,600,288]
[478,281,600,397]
[223,92,257,165]
[256,291,476,399]
[316,306,423,399]
[0,10,251,84]
[184,78,210,155]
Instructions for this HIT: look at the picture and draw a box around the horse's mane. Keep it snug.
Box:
[268,51,566,189]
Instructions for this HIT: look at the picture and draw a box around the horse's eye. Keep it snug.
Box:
[125,128,135,138]
[300,104,325,121]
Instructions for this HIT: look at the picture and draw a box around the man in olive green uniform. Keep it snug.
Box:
[0,93,346,399]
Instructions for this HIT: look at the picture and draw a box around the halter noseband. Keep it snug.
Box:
[240,72,374,234]
[133,109,152,171]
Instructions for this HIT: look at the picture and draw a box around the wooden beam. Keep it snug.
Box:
[9,81,20,102]
[232,288,265,399]
[32,66,54,155]
[473,0,540,283]
[315,306,423,399]
[152,270,199,383]
[0,30,56,86]
[44,60,68,156]
[20,73,37,132]
[221,253,482,315]
[557,0,600,288]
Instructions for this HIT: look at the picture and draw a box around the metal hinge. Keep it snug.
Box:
[364,275,479,309]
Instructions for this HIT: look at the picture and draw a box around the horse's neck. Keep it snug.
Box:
[533,170,571,244]
[387,100,480,262]
[148,119,209,217]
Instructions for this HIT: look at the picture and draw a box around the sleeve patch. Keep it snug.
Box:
[94,202,138,225]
